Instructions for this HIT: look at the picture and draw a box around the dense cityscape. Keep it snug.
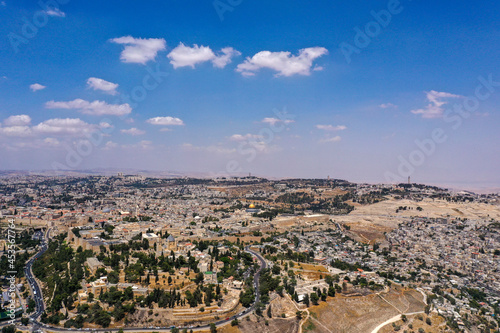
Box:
[0,175,498,332]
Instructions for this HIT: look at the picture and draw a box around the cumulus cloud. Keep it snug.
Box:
[43,138,60,147]
[236,47,328,77]
[32,118,96,136]
[121,128,145,136]
[0,138,64,151]
[102,141,118,150]
[411,90,462,119]
[4,115,31,126]
[146,116,184,126]
[122,140,153,150]
[181,143,236,154]
[167,43,240,69]
[99,122,113,129]
[0,126,32,137]
[319,136,341,143]
[0,115,101,138]
[261,117,295,125]
[212,47,241,68]
[0,115,33,137]
[45,8,65,17]
[110,36,166,64]
[87,77,119,95]
[45,99,131,116]
[316,124,346,131]
[229,133,262,141]
[379,103,398,109]
[30,83,46,92]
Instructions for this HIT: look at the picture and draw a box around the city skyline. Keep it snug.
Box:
[1,0,499,188]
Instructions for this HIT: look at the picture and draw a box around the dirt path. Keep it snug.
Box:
[285,294,308,333]
[370,311,425,333]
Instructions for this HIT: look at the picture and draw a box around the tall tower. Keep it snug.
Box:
[408,176,411,185]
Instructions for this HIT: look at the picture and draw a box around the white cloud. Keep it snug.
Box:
[46,99,131,116]
[379,103,397,109]
[0,138,64,151]
[86,77,119,95]
[229,133,262,141]
[123,140,153,150]
[30,83,46,92]
[4,115,31,126]
[110,36,166,64]
[0,115,101,138]
[236,47,328,77]
[411,90,462,119]
[99,122,113,129]
[261,117,295,125]
[181,143,236,154]
[146,116,184,126]
[168,43,214,68]
[205,145,237,154]
[45,8,65,17]
[102,141,118,150]
[0,126,32,137]
[43,137,60,147]
[316,124,346,131]
[167,43,240,69]
[121,128,145,136]
[32,118,95,136]
[319,136,341,143]
[212,47,241,68]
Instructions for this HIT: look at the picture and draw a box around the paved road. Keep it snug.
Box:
[25,241,267,332]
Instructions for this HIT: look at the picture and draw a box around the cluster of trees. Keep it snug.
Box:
[277,248,313,263]
[275,192,314,205]
[142,288,183,308]
[93,242,201,285]
[184,284,223,308]
[33,234,95,313]
[239,286,255,307]
[258,268,281,303]
[308,195,354,214]
[331,259,371,272]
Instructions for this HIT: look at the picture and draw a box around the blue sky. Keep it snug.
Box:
[0,0,499,188]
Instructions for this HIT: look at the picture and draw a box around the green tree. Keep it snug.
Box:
[1,325,15,333]
[195,272,204,285]
[310,292,319,305]
[296,311,303,320]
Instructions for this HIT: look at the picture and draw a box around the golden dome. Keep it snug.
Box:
[249,204,255,209]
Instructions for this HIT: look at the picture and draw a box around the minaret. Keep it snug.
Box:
[408,176,411,185]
